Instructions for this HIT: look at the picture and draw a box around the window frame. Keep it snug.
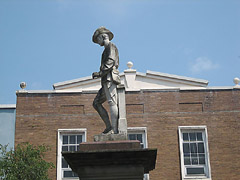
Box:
[178,126,211,180]
[57,129,87,180]
[127,127,149,180]
[127,127,148,148]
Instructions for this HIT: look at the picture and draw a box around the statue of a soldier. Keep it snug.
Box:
[92,27,121,134]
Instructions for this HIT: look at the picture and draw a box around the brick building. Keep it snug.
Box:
[15,65,240,180]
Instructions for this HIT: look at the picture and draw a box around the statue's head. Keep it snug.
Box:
[92,27,114,44]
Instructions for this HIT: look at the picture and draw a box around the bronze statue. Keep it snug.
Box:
[92,27,121,134]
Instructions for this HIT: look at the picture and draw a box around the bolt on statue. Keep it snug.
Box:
[92,27,121,134]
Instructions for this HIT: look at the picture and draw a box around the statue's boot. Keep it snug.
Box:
[102,128,113,134]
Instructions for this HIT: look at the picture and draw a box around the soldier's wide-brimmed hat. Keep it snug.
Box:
[92,27,114,43]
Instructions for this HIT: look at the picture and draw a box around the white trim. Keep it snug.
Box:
[16,86,240,95]
[127,127,149,180]
[53,76,93,87]
[146,71,208,86]
[0,104,16,109]
[127,127,148,148]
[178,126,211,180]
[57,129,87,180]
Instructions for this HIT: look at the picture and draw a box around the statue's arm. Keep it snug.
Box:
[92,58,114,79]
[99,58,114,77]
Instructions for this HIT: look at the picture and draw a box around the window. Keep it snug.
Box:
[178,126,211,180]
[127,127,149,180]
[127,127,148,148]
[57,129,87,180]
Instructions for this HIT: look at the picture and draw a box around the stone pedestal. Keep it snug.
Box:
[117,84,127,135]
[94,133,127,142]
[62,141,157,180]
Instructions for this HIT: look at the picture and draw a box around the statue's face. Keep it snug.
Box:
[97,34,109,47]
[97,35,104,46]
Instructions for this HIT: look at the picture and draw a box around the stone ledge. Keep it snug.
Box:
[62,147,157,174]
[94,133,127,142]
[79,140,141,151]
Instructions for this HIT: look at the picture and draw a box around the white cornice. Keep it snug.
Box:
[146,71,209,86]
[53,76,96,89]
[15,86,240,95]
[0,104,16,109]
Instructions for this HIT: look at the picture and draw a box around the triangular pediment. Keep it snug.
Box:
[53,67,208,92]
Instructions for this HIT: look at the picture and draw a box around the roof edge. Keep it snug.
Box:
[146,70,209,85]
[53,76,96,89]
[0,104,16,109]
[15,86,239,95]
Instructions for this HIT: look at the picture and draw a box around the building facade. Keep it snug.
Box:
[15,66,240,180]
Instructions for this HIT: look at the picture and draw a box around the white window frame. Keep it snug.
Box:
[57,129,87,180]
[178,126,211,180]
[127,127,148,148]
[127,127,149,180]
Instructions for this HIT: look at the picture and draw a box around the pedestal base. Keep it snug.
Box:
[62,141,157,180]
[94,133,127,142]
[77,165,144,180]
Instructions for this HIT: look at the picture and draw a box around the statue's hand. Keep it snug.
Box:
[92,72,100,79]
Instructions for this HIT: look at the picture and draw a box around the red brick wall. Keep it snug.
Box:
[15,89,240,180]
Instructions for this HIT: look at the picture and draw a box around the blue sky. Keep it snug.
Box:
[0,0,240,104]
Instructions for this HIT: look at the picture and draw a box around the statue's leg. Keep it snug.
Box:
[93,88,112,133]
[103,82,119,134]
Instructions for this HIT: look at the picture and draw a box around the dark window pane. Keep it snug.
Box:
[73,172,78,177]
[190,143,197,153]
[128,134,136,140]
[70,135,76,144]
[197,132,203,141]
[189,133,196,141]
[199,157,206,165]
[191,153,197,157]
[77,135,82,144]
[69,146,76,151]
[183,143,190,153]
[183,133,189,141]
[187,167,204,175]
[191,157,198,165]
[199,154,206,164]
[137,134,143,142]
[64,170,75,177]
[184,153,191,165]
[77,146,80,151]
[63,135,68,144]
[62,158,68,168]
[62,146,68,152]
[184,157,191,165]
[140,144,144,149]
[198,143,205,153]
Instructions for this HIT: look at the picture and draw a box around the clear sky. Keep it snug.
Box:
[0,0,240,104]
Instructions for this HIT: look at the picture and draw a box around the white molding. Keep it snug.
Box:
[146,71,209,85]
[178,126,211,180]
[0,104,16,109]
[57,128,87,180]
[127,127,149,180]
[127,127,148,148]
[53,76,94,89]
[16,86,240,95]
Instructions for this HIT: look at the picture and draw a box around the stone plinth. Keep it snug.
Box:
[94,133,127,142]
[117,84,127,135]
[62,141,157,180]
